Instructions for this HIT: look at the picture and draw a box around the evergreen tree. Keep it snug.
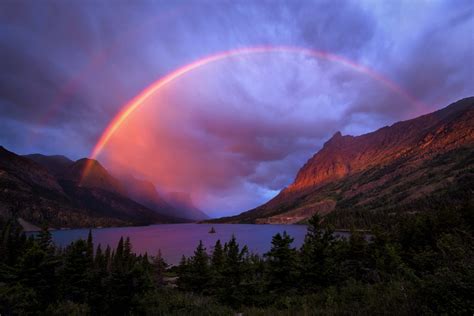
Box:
[299,214,337,290]
[151,250,167,286]
[113,237,124,271]
[104,245,112,272]
[177,255,190,290]
[58,239,90,303]
[123,237,132,269]
[209,239,225,294]
[264,231,298,292]
[188,240,210,293]
[37,225,54,254]
[86,229,94,264]
[220,235,248,306]
[211,239,225,271]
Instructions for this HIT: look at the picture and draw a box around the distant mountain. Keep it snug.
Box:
[23,153,74,176]
[0,147,185,230]
[119,175,184,218]
[210,97,474,228]
[164,192,209,220]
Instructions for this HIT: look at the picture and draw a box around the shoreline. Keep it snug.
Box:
[21,219,369,234]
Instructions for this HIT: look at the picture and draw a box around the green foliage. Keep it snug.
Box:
[0,204,473,315]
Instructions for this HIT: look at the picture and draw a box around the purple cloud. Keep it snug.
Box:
[0,0,472,216]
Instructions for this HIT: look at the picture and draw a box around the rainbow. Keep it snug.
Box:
[82,45,425,181]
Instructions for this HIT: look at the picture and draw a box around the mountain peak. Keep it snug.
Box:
[323,131,355,148]
[62,158,125,194]
[211,97,474,225]
[332,131,343,138]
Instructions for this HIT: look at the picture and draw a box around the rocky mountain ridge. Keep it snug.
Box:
[210,97,474,227]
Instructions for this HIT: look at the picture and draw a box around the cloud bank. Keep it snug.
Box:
[0,0,472,216]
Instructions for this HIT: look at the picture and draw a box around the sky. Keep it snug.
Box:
[0,0,473,217]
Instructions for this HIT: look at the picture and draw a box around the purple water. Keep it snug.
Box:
[50,224,348,265]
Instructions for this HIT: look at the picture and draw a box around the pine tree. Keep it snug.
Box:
[220,235,248,306]
[113,237,124,271]
[104,245,112,272]
[265,231,297,292]
[300,214,337,289]
[123,237,132,269]
[177,255,190,290]
[223,235,247,286]
[188,240,210,293]
[86,229,94,264]
[211,240,224,270]
[58,239,90,303]
[209,239,225,293]
[37,225,53,254]
[151,250,167,286]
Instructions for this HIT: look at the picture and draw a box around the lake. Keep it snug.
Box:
[50,224,349,265]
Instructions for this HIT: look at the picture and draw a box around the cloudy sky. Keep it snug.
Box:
[0,0,473,216]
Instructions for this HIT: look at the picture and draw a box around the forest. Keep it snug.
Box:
[0,200,473,315]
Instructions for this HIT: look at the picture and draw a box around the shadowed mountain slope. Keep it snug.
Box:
[164,192,209,221]
[0,147,185,229]
[23,154,74,176]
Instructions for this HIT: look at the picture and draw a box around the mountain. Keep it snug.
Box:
[164,192,209,220]
[27,155,206,222]
[23,153,74,176]
[119,175,182,218]
[0,147,184,229]
[61,158,125,194]
[210,97,474,227]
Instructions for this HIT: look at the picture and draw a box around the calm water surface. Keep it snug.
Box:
[51,224,350,265]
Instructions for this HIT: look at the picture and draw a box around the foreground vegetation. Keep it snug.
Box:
[1,200,473,315]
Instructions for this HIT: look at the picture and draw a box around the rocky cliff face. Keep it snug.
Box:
[289,97,473,192]
[211,97,474,226]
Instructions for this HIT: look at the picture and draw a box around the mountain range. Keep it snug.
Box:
[209,97,474,228]
[2,97,472,230]
[0,149,208,230]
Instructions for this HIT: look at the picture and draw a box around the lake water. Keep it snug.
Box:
[50,224,349,265]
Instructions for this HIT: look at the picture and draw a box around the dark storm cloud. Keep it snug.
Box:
[0,0,472,214]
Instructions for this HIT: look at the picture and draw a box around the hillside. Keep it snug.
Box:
[0,147,184,229]
[210,97,474,228]
[23,153,74,176]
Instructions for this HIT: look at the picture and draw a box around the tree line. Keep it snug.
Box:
[1,200,473,315]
